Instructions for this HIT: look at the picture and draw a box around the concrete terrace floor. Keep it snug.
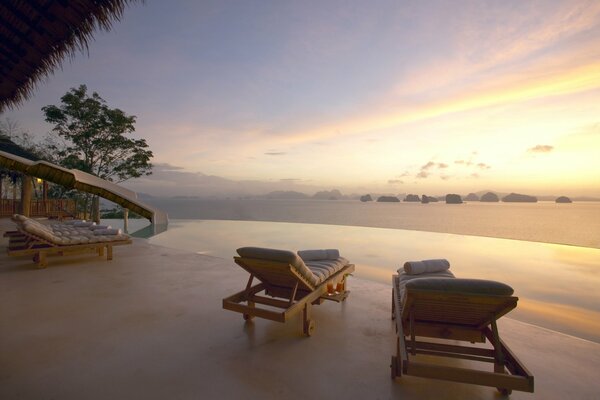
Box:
[1,219,599,399]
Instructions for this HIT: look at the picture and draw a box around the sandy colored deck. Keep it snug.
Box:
[1,219,599,399]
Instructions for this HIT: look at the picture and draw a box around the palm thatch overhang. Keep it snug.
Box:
[0,149,168,224]
[0,0,141,112]
[0,135,40,161]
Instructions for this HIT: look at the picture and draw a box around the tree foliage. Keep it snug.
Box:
[41,85,153,220]
[42,84,153,182]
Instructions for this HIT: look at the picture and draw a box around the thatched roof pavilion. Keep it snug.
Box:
[0,1,167,225]
[0,135,39,161]
[0,0,140,112]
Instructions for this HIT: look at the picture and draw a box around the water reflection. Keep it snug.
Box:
[148,219,600,343]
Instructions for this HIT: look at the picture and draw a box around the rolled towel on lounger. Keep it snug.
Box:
[403,259,450,275]
[93,228,122,235]
[64,219,85,225]
[89,225,111,231]
[74,221,95,227]
[298,249,340,261]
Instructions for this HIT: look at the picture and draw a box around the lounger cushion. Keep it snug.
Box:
[236,247,320,287]
[397,270,455,300]
[19,218,130,246]
[305,257,349,284]
[406,278,514,296]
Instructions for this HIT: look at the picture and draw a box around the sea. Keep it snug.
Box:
[140,198,600,248]
[102,198,600,343]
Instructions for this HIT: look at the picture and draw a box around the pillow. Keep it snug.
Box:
[403,259,450,275]
[298,249,340,261]
[93,228,122,235]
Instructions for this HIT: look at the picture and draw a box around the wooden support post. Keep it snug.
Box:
[21,176,32,217]
[123,208,129,233]
[107,245,113,260]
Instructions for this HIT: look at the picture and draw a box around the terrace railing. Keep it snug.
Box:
[0,199,77,219]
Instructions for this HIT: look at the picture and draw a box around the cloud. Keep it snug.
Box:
[265,151,287,156]
[471,173,480,178]
[157,163,185,171]
[440,175,451,180]
[416,161,449,179]
[415,161,436,178]
[421,161,436,170]
[476,162,491,169]
[454,159,474,166]
[121,163,331,197]
[528,144,554,153]
[388,179,404,184]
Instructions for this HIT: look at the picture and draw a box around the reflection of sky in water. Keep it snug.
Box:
[117,219,600,343]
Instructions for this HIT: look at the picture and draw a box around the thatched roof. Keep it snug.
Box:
[0,0,140,112]
[0,135,39,161]
[0,149,168,224]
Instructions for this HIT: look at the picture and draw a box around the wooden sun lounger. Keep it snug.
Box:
[7,228,132,268]
[391,274,534,395]
[223,249,354,336]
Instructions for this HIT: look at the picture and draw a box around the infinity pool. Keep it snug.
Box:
[104,218,600,343]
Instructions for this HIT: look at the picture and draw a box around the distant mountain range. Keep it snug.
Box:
[133,189,600,202]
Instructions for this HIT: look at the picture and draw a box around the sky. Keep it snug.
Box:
[3,0,600,197]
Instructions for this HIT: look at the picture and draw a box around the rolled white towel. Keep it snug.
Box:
[93,228,122,235]
[402,259,450,275]
[74,221,95,227]
[89,225,111,231]
[298,249,340,261]
[64,219,85,225]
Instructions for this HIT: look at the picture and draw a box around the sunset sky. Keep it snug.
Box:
[3,0,600,197]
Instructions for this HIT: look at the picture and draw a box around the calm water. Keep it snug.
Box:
[101,198,600,342]
[138,220,600,343]
[140,198,600,248]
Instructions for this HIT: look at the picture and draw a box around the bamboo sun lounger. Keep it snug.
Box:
[391,264,534,395]
[5,214,131,268]
[223,247,355,336]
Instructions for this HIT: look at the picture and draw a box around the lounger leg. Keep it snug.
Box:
[107,245,113,261]
[409,310,417,355]
[303,303,315,336]
[391,289,396,320]
[391,336,402,379]
[38,252,47,268]
[243,301,255,321]
[98,246,104,257]
[490,320,513,395]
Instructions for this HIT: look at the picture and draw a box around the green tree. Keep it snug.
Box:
[42,85,153,220]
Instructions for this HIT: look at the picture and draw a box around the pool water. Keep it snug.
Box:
[103,218,600,343]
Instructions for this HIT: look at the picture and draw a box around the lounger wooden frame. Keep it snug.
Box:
[223,256,354,336]
[6,228,132,268]
[391,274,534,395]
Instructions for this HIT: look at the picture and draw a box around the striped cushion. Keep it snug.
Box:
[305,258,349,285]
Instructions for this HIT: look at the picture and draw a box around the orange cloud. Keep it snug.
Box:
[275,61,600,146]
